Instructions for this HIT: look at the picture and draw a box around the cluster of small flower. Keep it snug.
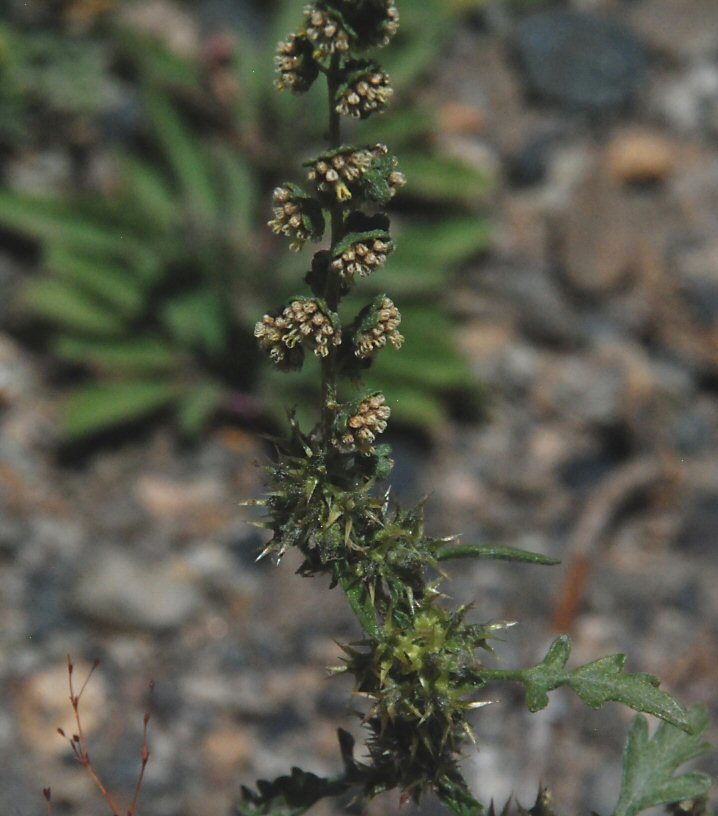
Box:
[268,185,318,252]
[255,299,341,367]
[307,144,405,202]
[307,146,376,201]
[355,297,403,358]
[304,5,351,58]
[370,1,400,48]
[336,64,393,118]
[274,33,317,93]
[341,393,391,450]
[330,235,393,281]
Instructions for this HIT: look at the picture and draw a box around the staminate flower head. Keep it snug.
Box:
[305,145,374,201]
[326,0,400,50]
[338,392,391,453]
[330,231,393,282]
[303,4,353,58]
[350,0,399,48]
[254,313,300,371]
[354,295,403,358]
[275,32,319,93]
[335,60,393,119]
[268,183,325,252]
[305,144,402,204]
[255,298,341,370]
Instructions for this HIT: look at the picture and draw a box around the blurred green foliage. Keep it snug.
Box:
[0,0,492,440]
[0,19,107,149]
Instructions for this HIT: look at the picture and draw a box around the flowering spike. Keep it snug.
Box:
[243,2,690,814]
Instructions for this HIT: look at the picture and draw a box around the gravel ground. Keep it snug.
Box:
[1,2,717,815]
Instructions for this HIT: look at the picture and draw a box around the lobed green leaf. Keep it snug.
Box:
[483,636,691,732]
[613,706,713,816]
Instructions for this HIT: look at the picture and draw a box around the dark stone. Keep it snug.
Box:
[228,531,273,570]
[680,494,718,556]
[559,451,620,492]
[513,11,648,114]
[670,580,702,616]
[507,132,558,188]
[385,434,427,505]
[26,566,72,640]
[100,95,143,146]
[264,702,305,738]
[683,277,718,327]
[198,0,265,38]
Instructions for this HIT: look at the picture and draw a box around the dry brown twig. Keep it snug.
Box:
[48,656,153,816]
[551,455,674,633]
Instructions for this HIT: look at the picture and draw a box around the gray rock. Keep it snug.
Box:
[514,11,647,114]
[655,62,718,134]
[70,550,203,632]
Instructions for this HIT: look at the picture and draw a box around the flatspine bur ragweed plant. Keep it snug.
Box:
[243,3,714,815]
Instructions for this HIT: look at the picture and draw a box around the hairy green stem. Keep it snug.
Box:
[476,669,526,683]
[321,54,345,443]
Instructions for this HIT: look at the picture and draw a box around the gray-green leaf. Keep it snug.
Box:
[482,636,691,731]
[613,706,712,816]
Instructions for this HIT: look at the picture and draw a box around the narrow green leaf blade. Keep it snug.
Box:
[120,155,178,232]
[145,91,219,224]
[62,380,179,439]
[176,382,224,437]
[435,544,560,566]
[214,146,258,245]
[392,217,491,272]
[398,153,490,205]
[46,246,144,317]
[54,337,178,373]
[160,290,229,356]
[0,190,134,256]
[613,707,713,816]
[21,279,127,336]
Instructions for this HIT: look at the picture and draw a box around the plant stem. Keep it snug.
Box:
[477,669,526,683]
[321,54,345,442]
